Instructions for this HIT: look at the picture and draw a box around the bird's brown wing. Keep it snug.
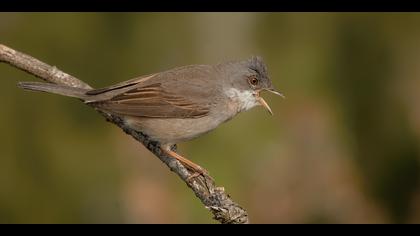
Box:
[86,74,156,96]
[91,83,210,118]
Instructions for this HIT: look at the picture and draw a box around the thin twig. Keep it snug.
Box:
[0,43,249,224]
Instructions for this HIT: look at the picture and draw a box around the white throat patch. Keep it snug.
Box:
[225,88,259,112]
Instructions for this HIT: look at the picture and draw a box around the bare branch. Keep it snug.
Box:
[0,44,92,89]
[0,43,249,224]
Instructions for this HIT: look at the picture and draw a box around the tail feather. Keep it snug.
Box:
[18,82,89,100]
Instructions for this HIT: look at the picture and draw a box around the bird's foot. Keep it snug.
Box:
[162,146,211,180]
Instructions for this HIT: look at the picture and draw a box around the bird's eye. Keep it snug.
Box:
[249,77,259,86]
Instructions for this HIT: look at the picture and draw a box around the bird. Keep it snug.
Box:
[18,56,284,176]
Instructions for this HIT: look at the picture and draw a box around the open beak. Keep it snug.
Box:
[256,88,285,115]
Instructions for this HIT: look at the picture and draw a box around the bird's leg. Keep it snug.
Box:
[161,145,208,178]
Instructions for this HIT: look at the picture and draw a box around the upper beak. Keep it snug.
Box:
[266,88,285,99]
[256,88,285,115]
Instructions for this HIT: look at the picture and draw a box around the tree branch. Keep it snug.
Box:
[0,44,249,224]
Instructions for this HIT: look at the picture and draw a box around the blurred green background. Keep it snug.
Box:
[1,12,420,223]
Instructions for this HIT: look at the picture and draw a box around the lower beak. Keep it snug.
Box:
[257,96,273,115]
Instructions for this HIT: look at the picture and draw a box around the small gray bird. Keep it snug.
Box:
[18,56,284,175]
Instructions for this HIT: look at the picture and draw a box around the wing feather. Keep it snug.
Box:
[92,83,210,118]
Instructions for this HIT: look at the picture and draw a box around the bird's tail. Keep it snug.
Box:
[17,81,90,100]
